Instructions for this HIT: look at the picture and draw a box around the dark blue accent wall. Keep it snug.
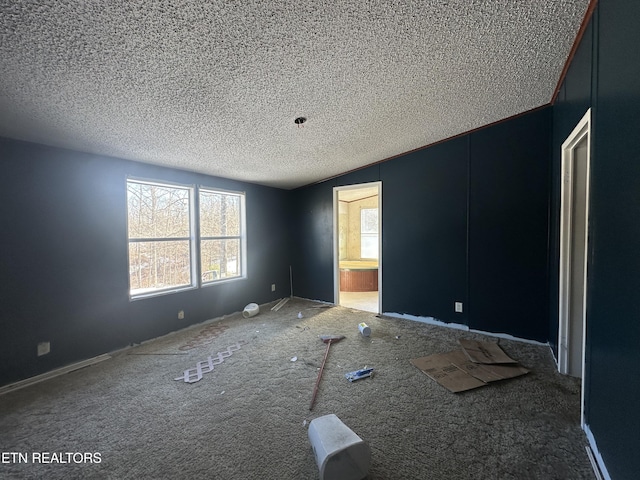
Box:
[586,2,640,478]
[0,138,291,387]
[380,138,468,323]
[550,14,595,356]
[291,107,551,341]
[288,181,335,302]
[469,108,551,341]
[289,164,383,302]
[551,1,640,477]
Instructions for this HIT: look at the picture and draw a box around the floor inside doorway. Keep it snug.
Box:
[339,291,378,313]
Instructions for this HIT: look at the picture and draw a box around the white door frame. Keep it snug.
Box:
[558,108,591,426]
[333,182,382,314]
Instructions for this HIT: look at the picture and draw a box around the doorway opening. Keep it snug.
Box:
[333,182,382,314]
[558,108,591,426]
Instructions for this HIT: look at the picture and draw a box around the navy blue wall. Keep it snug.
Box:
[469,108,551,341]
[0,138,291,387]
[551,1,640,477]
[288,180,335,302]
[586,2,640,478]
[550,14,595,356]
[289,164,383,302]
[381,138,468,324]
[291,107,551,342]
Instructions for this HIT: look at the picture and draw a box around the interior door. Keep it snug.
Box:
[567,135,588,377]
[559,108,591,389]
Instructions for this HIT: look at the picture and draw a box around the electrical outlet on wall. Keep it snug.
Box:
[455,302,463,313]
[271,284,276,292]
[178,310,185,320]
[37,341,50,356]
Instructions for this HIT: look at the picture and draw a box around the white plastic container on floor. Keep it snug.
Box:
[308,414,371,480]
[242,303,259,318]
[358,322,371,337]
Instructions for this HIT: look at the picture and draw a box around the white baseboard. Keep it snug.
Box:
[584,424,611,480]
[0,303,280,397]
[0,354,111,397]
[382,311,548,346]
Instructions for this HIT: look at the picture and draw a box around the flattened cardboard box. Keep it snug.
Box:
[458,338,518,364]
[410,350,486,393]
[410,341,528,393]
[451,351,529,384]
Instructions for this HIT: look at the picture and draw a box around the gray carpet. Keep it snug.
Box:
[0,298,594,479]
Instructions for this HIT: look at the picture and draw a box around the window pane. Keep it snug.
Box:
[361,208,378,234]
[361,208,378,259]
[129,240,192,295]
[361,235,379,259]
[128,182,190,239]
[200,191,240,237]
[201,239,241,282]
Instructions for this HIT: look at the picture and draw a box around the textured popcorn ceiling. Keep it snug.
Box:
[0,1,590,189]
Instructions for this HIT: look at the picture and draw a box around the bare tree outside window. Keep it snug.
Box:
[127,180,194,297]
[127,180,246,298]
[200,190,244,283]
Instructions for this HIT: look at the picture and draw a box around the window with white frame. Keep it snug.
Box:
[199,188,246,284]
[127,179,195,298]
[126,179,247,299]
[360,207,379,259]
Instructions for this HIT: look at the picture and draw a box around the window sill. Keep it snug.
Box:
[129,285,197,301]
